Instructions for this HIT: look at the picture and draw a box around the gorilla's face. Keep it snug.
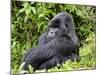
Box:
[46,12,75,42]
[46,19,68,40]
[47,12,73,34]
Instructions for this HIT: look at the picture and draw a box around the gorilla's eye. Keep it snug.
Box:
[65,23,68,28]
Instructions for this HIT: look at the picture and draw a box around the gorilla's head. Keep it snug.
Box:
[46,12,76,39]
[47,12,75,33]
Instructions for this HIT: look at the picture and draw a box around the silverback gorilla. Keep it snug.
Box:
[20,12,79,73]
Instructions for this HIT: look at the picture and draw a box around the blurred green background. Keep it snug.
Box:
[11,1,96,74]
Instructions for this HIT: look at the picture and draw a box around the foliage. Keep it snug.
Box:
[11,1,96,74]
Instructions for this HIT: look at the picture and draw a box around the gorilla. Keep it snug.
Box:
[38,12,79,61]
[20,12,79,73]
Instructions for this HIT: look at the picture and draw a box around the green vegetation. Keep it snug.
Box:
[11,1,96,74]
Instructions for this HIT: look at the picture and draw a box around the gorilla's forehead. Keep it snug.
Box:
[53,12,72,21]
[48,12,74,28]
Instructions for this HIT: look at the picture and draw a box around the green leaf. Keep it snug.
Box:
[31,7,36,14]
[19,8,25,14]
[25,8,31,15]
[22,2,28,8]
[38,14,44,18]
[28,65,33,73]
[24,15,28,23]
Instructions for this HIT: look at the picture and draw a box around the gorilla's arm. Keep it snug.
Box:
[24,39,59,64]
[23,41,59,70]
[21,48,37,63]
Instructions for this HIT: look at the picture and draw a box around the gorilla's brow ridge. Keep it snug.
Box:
[49,19,61,28]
